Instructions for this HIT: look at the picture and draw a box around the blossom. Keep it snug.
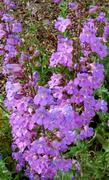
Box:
[48,73,62,88]
[12,21,22,33]
[96,100,108,112]
[5,44,18,57]
[5,80,22,101]
[32,107,49,126]
[3,64,23,75]
[69,2,78,10]
[0,29,6,39]
[79,126,94,140]
[34,87,53,106]
[53,0,61,3]
[80,19,108,59]
[50,36,73,67]
[55,17,71,33]
[50,51,72,67]
[57,35,73,53]
[89,5,98,13]
[103,24,109,39]
[7,34,21,45]
[2,13,14,22]
[4,0,16,9]
[96,12,106,22]
[19,52,29,62]
[90,37,108,59]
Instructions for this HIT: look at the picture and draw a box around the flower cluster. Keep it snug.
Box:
[50,35,73,67]
[80,18,108,59]
[1,1,109,179]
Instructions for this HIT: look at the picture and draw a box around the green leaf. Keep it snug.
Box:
[59,1,68,18]
[55,171,74,180]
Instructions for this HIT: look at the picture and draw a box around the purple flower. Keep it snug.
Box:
[81,19,96,36]
[50,51,72,67]
[0,29,6,39]
[32,107,49,126]
[74,72,92,88]
[57,35,73,53]
[4,0,16,9]
[12,21,22,33]
[4,63,23,75]
[53,157,72,172]
[5,44,18,57]
[19,52,29,62]
[7,35,21,45]
[90,37,107,59]
[2,14,14,22]
[48,73,62,89]
[71,89,84,104]
[5,80,22,101]
[91,62,104,89]
[48,108,63,130]
[50,36,73,67]
[34,87,53,106]
[52,86,63,99]
[103,24,109,39]
[30,138,47,154]
[64,130,77,145]
[33,50,40,57]
[97,100,108,112]
[79,126,94,140]
[80,19,108,59]
[55,17,71,33]
[72,176,75,180]
[32,71,39,82]
[69,2,78,10]
[0,23,4,29]
[89,5,98,13]
[53,0,61,3]
[64,80,75,95]
[96,12,106,22]
[0,50,5,55]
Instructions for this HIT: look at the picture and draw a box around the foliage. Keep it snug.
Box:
[0,159,12,180]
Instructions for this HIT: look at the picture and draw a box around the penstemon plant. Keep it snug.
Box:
[0,0,109,179]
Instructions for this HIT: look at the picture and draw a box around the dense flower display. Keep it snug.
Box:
[50,35,73,67]
[1,0,109,179]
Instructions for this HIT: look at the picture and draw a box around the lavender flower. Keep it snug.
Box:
[69,2,78,10]
[103,24,109,39]
[89,5,98,13]
[96,12,106,22]
[50,36,73,67]
[0,29,6,39]
[53,0,61,3]
[34,87,53,106]
[79,126,94,140]
[55,16,71,33]
[48,73,62,88]
[12,21,22,33]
